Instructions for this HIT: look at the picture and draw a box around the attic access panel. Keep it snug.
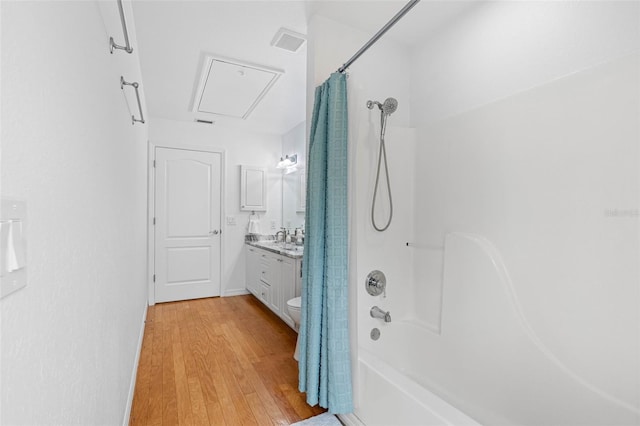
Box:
[193,56,283,120]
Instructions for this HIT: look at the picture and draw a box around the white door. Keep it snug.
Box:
[154,147,222,303]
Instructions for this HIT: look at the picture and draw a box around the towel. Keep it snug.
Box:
[248,217,261,234]
[289,413,341,426]
[5,220,25,272]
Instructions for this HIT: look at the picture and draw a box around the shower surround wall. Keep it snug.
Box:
[408,2,639,424]
[310,2,639,425]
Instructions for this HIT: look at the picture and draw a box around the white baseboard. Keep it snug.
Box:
[224,288,250,297]
[122,303,148,426]
[338,413,365,426]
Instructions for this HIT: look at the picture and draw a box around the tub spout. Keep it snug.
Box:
[370,306,391,323]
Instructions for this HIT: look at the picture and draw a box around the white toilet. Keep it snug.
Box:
[286,296,302,360]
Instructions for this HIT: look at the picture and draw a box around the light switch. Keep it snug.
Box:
[226,216,236,226]
[1,198,27,299]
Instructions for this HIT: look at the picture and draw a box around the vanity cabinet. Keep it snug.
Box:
[279,256,296,326]
[245,244,302,329]
[246,246,260,295]
[262,253,281,316]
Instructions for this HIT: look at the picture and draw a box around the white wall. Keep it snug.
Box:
[308,15,412,127]
[411,0,640,126]
[409,2,640,424]
[148,118,283,297]
[1,1,148,424]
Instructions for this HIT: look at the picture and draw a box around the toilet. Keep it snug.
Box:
[286,296,302,360]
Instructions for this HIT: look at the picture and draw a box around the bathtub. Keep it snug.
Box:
[347,233,640,426]
[350,345,480,426]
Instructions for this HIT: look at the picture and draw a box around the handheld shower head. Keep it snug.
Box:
[366,98,398,116]
[366,96,398,232]
[382,98,398,115]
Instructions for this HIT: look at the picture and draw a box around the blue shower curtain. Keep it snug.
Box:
[298,72,353,414]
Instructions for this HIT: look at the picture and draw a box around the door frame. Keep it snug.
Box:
[147,141,226,306]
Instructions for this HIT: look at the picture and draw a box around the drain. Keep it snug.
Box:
[370,328,381,341]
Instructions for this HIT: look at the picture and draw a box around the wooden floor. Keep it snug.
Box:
[130,295,325,425]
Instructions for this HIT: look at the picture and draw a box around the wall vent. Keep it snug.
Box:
[195,119,215,125]
[192,54,284,120]
[271,28,306,53]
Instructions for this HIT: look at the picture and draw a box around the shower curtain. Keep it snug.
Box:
[298,72,353,414]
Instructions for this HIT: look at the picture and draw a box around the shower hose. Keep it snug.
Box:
[371,111,393,232]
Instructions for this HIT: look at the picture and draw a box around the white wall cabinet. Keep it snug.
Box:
[245,244,302,329]
[240,165,267,211]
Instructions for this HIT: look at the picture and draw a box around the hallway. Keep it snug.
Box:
[130,295,324,425]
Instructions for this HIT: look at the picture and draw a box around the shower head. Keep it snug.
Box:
[366,98,398,116]
[381,98,398,116]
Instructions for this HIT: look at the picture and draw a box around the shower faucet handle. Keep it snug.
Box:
[365,270,386,297]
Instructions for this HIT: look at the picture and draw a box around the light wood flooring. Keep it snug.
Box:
[129,295,325,425]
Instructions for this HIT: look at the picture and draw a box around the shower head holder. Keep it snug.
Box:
[366,100,380,110]
[366,98,398,116]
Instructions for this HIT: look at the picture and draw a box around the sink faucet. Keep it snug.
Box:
[370,306,391,323]
[275,228,287,243]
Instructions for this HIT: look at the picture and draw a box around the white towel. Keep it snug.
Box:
[6,220,25,272]
[248,217,261,234]
[290,413,341,426]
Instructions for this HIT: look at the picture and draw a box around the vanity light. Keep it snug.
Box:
[277,154,297,169]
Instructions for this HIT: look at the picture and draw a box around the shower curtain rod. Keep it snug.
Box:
[337,0,421,74]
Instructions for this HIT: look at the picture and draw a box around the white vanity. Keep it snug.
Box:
[245,242,303,329]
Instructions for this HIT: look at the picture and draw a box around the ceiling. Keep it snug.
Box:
[132,1,478,136]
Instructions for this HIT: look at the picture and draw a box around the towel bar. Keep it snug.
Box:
[109,0,133,54]
[120,76,145,125]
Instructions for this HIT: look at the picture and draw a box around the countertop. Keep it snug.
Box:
[246,241,304,259]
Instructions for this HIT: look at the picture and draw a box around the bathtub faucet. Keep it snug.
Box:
[370,306,392,323]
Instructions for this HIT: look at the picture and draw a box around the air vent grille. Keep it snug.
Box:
[195,119,215,125]
[271,28,306,53]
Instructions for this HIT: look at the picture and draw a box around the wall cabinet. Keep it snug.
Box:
[245,244,302,329]
[240,165,267,211]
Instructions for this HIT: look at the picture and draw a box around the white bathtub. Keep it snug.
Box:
[348,233,640,426]
[350,346,480,426]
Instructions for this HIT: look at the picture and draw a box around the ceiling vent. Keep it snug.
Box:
[192,55,284,120]
[194,119,215,125]
[271,28,306,53]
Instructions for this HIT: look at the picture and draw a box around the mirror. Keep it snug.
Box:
[282,167,305,230]
[281,122,306,231]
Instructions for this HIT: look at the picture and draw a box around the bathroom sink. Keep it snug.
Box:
[250,240,303,257]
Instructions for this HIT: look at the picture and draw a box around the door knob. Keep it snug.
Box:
[210,230,219,235]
